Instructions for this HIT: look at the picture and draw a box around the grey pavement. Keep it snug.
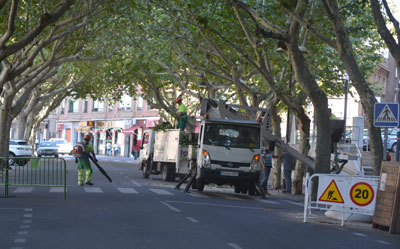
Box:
[1,158,399,249]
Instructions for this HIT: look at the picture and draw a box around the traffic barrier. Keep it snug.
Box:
[304,173,379,226]
[0,157,67,200]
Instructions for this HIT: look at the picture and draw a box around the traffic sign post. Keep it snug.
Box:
[374,103,399,127]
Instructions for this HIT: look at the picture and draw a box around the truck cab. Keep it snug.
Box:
[195,118,262,194]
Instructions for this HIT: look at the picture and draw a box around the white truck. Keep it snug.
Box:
[139,98,315,195]
[139,129,196,181]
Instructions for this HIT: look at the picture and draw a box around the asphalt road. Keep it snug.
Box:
[1,156,399,249]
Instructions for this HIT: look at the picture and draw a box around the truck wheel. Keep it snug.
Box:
[162,164,175,182]
[168,165,176,181]
[191,179,197,189]
[241,185,248,194]
[234,185,241,193]
[248,183,256,196]
[197,178,205,191]
[142,160,151,178]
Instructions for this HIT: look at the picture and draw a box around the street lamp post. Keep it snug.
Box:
[342,74,349,141]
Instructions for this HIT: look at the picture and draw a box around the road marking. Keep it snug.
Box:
[117,188,138,194]
[14,238,26,243]
[20,225,30,229]
[17,231,28,235]
[161,201,181,213]
[22,220,32,224]
[167,201,267,210]
[282,200,304,207]
[186,192,209,198]
[377,240,391,245]
[257,199,280,205]
[14,187,33,193]
[353,232,367,237]
[24,214,32,218]
[150,189,174,195]
[50,187,66,193]
[84,187,103,193]
[24,208,32,212]
[186,217,199,223]
[131,180,142,187]
[228,242,243,249]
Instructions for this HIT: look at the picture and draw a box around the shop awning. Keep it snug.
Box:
[122,125,140,135]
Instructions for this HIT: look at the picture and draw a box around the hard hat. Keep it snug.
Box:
[176,97,182,103]
[84,134,91,141]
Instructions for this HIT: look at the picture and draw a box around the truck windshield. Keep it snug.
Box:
[204,123,260,149]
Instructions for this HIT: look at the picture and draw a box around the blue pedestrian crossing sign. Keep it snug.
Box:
[374,103,399,127]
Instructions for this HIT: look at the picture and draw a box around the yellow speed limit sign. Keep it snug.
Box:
[350,182,374,206]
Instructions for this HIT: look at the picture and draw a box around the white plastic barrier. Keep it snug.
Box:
[304,173,379,226]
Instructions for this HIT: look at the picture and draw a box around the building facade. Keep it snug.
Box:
[53,93,159,157]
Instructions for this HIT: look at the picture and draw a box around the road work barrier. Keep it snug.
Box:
[304,173,379,226]
[0,157,67,200]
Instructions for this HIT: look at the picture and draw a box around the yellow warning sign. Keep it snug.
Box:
[319,180,344,203]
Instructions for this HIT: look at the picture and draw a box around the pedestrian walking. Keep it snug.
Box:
[281,151,296,194]
[75,134,98,186]
[106,141,112,156]
[260,145,273,195]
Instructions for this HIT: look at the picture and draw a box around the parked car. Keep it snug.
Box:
[363,128,398,152]
[363,129,369,151]
[49,138,73,155]
[37,141,59,157]
[384,129,398,152]
[9,140,33,166]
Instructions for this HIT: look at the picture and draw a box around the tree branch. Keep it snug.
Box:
[0,0,18,47]
[0,0,76,61]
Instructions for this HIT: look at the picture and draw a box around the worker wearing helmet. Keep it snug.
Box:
[76,134,97,186]
[176,97,188,132]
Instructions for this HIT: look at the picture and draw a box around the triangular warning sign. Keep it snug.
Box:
[376,104,397,122]
[319,180,344,203]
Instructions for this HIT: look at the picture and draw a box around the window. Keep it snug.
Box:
[137,96,143,111]
[68,100,79,113]
[60,100,65,114]
[118,95,132,111]
[73,100,79,112]
[83,99,88,113]
[147,98,156,110]
[68,100,74,113]
[203,123,260,149]
[92,100,104,112]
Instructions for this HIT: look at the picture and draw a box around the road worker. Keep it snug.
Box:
[76,134,98,186]
[176,97,188,132]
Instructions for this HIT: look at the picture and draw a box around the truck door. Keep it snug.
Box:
[196,123,204,166]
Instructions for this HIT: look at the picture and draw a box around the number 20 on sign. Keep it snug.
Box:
[350,182,374,206]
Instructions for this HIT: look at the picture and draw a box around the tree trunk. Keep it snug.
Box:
[292,111,311,194]
[25,112,36,142]
[15,115,28,140]
[0,101,14,170]
[289,47,331,174]
[323,0,383,175]
[269,98,283,189]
